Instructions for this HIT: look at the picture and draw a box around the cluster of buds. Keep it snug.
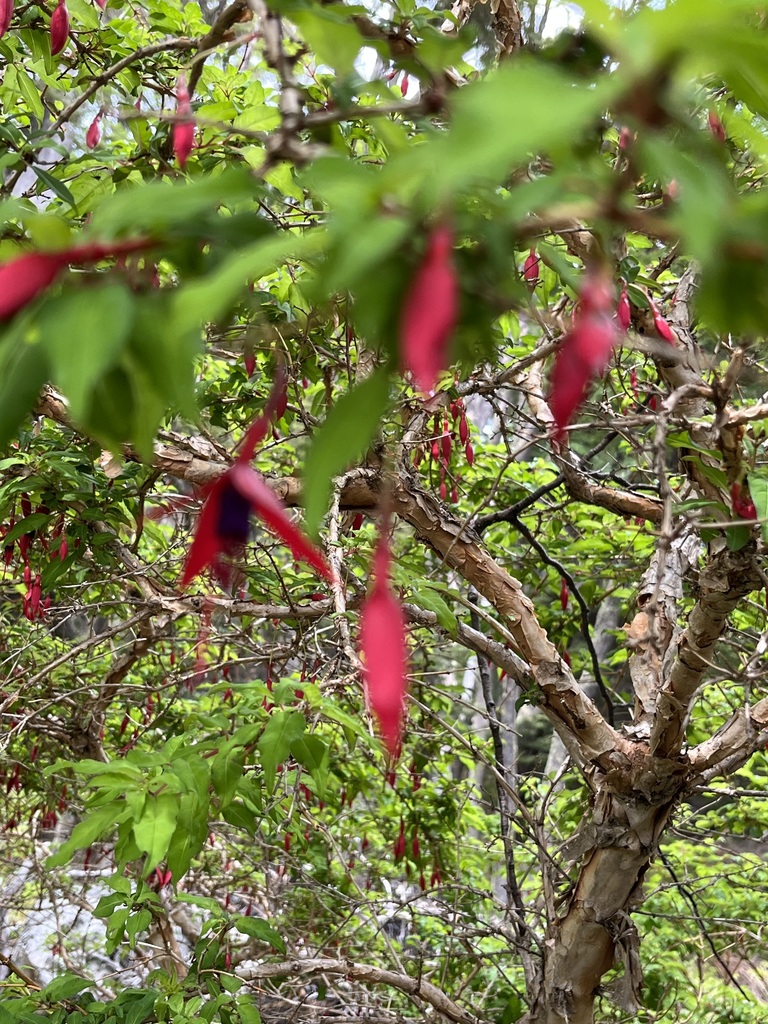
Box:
[2,496,69,621]
[415,398,473,502]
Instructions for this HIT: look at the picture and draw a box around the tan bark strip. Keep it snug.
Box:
[688,695,768,779]
[649,546,763,757]
[240,957,477,1024]
[558,460,663,524]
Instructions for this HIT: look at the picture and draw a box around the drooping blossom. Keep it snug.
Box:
[359,527,409,758]
[173,74,195,169]
[549,270,619,439]
[400,223,458,395]
[86,112,102,149]
[617,282,631,331]
[0,0,13,38]
[50,0,69,55]
[523,248,540,287]
[707,109,726,143]
[0,238,150,321]
[180,367,333,587]
[731,483,757,521]
[648,296,676,345]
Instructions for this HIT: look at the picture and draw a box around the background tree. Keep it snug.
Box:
[3,1,768,1024]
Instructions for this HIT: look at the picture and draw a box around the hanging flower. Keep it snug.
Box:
[647,296,676,345]
[549,269,619,438]
[50,0,69,55]
[173,74,195,169]
[522,248,540,287]
[359,528,410,757]
[400,223,458,395]
[181,368,333,587]
[0,238,149,321]
[86,112,102,149]
[0,0,13,37]
[616,282,631,331]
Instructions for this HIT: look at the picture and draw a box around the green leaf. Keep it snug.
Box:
[290,734,329,800]
[289,6,365,75]
[13,67,44,121]
[236,998,262,1024]
[46,802,128,868]
[2,512,50,545]
[233,915,286,952]
[302,368,390,536]
[257,710,305,791]
[171,233,314,335]
[0,339,50,448]
[132,791,181,872]
[165,793,209,879]
[41,973,95,1003]
[410,585,458,637]
[725,524,751,552]
[32,166,77,210]
[748,473,768,543]
[39,282,135,421]
[211,745,245,808]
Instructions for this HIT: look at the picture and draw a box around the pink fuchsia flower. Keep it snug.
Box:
[549,269,619,439]
[0,0,13,37]
[523,248,540,287]
[86,112,102,149]
[647,296,676,345]
[50,0,69,55]
[0,238,150,321]
[181,368,333,588]
[173,74,195,169]
[359,528,410,758]
[400,223,458,395]
[616,282,631,330]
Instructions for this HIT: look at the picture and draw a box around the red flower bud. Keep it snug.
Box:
[549,270,618,438]
[560,577,568,611]
[647,297,676,345]
[465,442,474,466]
[731,483,757,521]
[400,73,409,98]
[441,425,451,463]
[708,109,726,143]
[400,223,458,395]
[458,414,468,445]
[617,283,631,331]
[173,75,195,169]
[0,0,13,37]
[50,0,69,55]
[618,126,635,150]
[412,832,420,860]
[86,113,102,149]
[394,819,406,861]
[522,248,540,287]
[360,530,409,758]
